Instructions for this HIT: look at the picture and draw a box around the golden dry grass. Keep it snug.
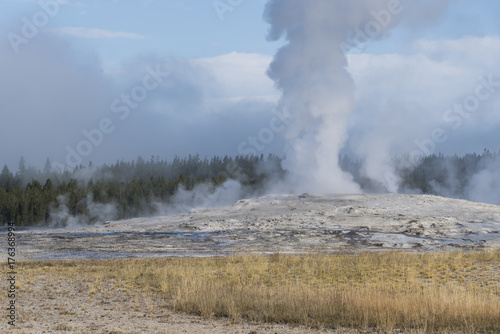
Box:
[9,250,500,333]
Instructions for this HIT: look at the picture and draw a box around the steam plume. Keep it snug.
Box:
[263,0,449,194]
[264,0,391,193]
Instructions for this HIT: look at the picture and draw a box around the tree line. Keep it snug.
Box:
[0,150,498,227]
[0,154,284,227]
[341,149,499,199]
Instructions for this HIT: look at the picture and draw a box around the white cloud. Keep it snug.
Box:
[412,36,500,71]
[47,27,145,39]
[347,35,500,157]
[194,52,278,103]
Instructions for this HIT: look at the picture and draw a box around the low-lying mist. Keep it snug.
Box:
[0,154,284,228]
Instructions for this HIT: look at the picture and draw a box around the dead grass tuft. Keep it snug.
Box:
[6,250,500,332]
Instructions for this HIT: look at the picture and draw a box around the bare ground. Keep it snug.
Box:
[1,193,499,333]
[6,193,500,261]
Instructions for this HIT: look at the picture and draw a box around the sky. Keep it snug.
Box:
[1,0,500,172]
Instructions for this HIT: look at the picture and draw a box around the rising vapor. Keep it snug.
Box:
[263,0,450,194]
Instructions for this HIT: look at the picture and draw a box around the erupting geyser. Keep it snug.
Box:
[264,0,449,194]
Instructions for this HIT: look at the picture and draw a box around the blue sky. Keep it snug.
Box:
[1,0,500,172]
[2,0,280,62]
[2,0,499,60]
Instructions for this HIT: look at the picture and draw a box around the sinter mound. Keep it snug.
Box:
[8,193,500,261]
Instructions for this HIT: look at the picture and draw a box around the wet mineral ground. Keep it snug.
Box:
[3,193,500,261]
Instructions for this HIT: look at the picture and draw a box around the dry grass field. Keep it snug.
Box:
[2,250,500,333]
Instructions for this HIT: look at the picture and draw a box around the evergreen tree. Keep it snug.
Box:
[0,165,13,189]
